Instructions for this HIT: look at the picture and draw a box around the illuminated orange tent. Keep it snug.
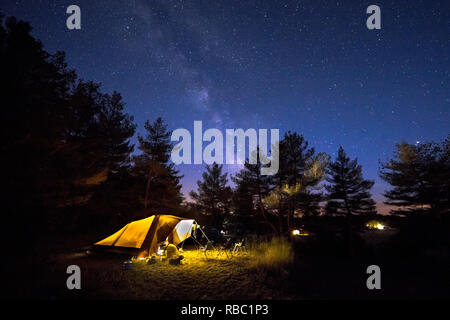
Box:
[94,214,197,257]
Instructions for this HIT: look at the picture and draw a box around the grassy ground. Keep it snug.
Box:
[30,241,295,300]
[6,230,449,299]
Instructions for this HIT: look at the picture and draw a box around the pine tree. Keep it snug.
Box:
[97,91,136,170]
[232,150,278,234]
[0,16,137,211]
[265,132,328,237]
[325,146,376,256]
[380,137,450,219]
[190,163,232,230]
[133,117,183,212]
[0,15,138,240]
[137,117,172,163]
[325,146,376,216]
[86,90,136,224]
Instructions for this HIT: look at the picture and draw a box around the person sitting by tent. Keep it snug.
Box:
[165,243,179,259]
[164,243,184,265]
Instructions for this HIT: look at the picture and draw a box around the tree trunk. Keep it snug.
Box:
[287,200,293,243]
[278,214,283,235]
[144,165,153,209]
[344,199,354,257]
[258,194,279,235]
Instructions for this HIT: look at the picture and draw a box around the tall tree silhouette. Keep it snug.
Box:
[0,16,136,212]
[325,146,376,216]
[96,91,136,169]
[133,117,183,212]
[265,132,328,238]
[86,90,136,225]
[232,149,279,234]
[0,15,137,246]
[380,137,450,220]
[326,146,376,255]
[190,163,232,230]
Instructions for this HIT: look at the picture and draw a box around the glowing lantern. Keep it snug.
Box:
[366,220,385,230]
[292,229,300,236]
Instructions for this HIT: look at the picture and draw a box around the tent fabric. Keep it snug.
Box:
[170,219,195,245]
[94,225,128,247]
[95,216,155,248]
[94,214,193,256]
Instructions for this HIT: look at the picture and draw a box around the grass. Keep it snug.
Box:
[6,230,450,299]
[27,238,296,300]
[247,237,293,270]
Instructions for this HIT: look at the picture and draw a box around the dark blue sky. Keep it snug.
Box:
[3,0,449,213]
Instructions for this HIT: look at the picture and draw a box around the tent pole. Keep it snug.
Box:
[198,225,215,250]
[191,234,204,249]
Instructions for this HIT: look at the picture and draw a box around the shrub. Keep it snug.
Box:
[248,237,293,271]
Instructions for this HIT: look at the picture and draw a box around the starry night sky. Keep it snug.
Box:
[2,0,450,213]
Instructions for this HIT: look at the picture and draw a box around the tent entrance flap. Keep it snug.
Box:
[168,219,195,245]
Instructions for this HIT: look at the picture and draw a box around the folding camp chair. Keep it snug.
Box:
[198,241,213,260]
[232,238,247,254]
[216,237,233,259]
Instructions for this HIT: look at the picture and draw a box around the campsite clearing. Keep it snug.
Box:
[9,231,450,299]
[40,248,293,300]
